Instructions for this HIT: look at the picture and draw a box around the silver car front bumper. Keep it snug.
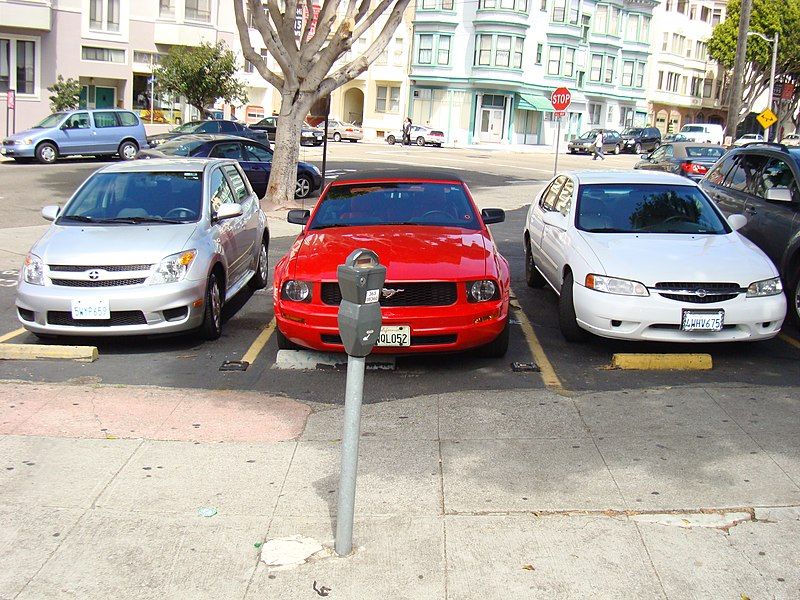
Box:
[16,277,209,336]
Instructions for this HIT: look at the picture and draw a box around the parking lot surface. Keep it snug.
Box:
[0,143,798,404]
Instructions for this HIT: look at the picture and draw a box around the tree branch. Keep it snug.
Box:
[234,1,285,89]
[300,0,342,62]
[267,0,300,59]
[244,0,297,88]
[300,0,315,48]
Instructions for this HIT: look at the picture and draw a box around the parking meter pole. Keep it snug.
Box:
[553,117,561,177]
[334,354,366,556]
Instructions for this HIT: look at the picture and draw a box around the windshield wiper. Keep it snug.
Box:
[59,215,95,222]
[584,227,628,233]
[98,216,185,224]
[310,223,358,230]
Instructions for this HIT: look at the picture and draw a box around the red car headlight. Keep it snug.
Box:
[282,280,312,302]
[466,280,499,302]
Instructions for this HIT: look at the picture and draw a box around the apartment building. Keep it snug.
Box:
[407,0,656,147]
[647,0,728,134]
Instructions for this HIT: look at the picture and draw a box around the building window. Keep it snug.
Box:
[640,16,650,42]
[16,40,35,94]
[604,56,615,84]
[563,47,575,77]
[622,60,633,86]
[609,6,619,35]
[133,51,162,66]
[514,38,524,68]
[581,14,590,41]
[535,43,543,64]
[244,58,254,73]
[661,32,668,51]
[418,34,433,64]
[703,78,713,98]
[438,36,451,65]
[712,8,722,25]
[625,14,638,41]
[476,35,491,66]
[421,0,435,8]
[0,39,9,92]
[474,34,522,68]
[376,50,388,65]
[540,0,546,10]
[376,85,400,113]
[159,0,175,18]
[82,46,125,63]
[593,5,607,33]
[495,35,511,67]
[500,0,514,9]
[590,54,602,81]
[551,0,565,21]
[442,0,454,8]
[185,0,211,22]
[634,62,644,87]
[588,103,601,125]
[547,46,561,75]
[89,0,120,32]
[568,0,579,24]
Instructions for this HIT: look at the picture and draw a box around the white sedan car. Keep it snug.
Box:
[523,171,786,343]
[385,125,445,147]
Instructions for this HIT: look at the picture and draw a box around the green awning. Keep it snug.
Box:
[516,94,554,112]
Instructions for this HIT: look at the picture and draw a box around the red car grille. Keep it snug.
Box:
[321,282,457,307]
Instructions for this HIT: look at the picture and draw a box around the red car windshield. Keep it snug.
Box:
[309,182,480,230]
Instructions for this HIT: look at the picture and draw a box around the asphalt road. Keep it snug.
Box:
[0,142,798,403]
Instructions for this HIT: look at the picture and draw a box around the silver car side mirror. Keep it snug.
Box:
[765,187,792,203]
[727,214,747,231]
[41,205,60,222]
[215,203,243,221]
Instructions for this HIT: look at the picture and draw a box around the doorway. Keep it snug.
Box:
[95,87,115,108]
[479,108,503,143]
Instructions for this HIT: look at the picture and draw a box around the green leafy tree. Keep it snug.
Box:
[47,75,81,112]
[153,41,247,118]
[708,0,800,131]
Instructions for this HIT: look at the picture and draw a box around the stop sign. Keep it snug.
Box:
[550,87,571,111]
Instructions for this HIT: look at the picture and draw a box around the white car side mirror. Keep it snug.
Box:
[215,203,243,221]
[542,210,568,230]
[727,214,747,231]
[765,187,792,203]
[42,205,60,222]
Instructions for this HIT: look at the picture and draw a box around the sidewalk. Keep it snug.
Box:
[2,380,799,598]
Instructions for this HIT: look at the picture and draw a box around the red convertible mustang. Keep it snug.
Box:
[273,170,511,356]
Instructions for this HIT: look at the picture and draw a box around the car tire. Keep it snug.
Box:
[634,142,642,154]
[614,144,621,155]
[416,136,426,147]
[118,140,139,161]
[387,135,396,145]
[276,327,300,350]
[558,271,589,343]
[295,174,312,199]
[333,132,342,142]
[248,238,269,291]
[476,319,510,358]
[198,272,223,341]
[35,142,58,164]
[349,139,358,143]
[525,240,546,288]
[789,266,800,327]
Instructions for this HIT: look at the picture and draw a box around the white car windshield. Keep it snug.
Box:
[576,184,729,234]
[59,171,203,224]
[681,126,705,133]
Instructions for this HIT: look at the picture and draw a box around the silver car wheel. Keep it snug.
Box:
[296,176,311,198]
[40,145,56,162]
[120,142,137,160]
[258,243,268,282]
[210,281,222,330]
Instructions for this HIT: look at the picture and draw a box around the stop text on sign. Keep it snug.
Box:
[550,87,572,111]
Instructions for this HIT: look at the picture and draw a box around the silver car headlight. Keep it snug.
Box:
[22,253,45,286]
[22,137,34,145]
[150,250,197,284]
[746,277,782,297]
[585,274,649,297]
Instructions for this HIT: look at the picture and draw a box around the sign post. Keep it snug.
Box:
[6,90,15,137]
[550,88,571,176]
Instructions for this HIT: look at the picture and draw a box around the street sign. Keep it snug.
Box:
[554,111,566,118]
[6,90,15,110]
[782,83,795,101]
[756,108,778,129]
[550,87,571,112]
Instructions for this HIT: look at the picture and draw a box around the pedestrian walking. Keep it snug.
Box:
[402,117,412,146]
[592,130,605,160]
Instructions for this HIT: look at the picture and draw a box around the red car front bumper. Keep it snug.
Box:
[275,299,508,354]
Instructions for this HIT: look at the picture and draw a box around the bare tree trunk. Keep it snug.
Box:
[265,91,315,205]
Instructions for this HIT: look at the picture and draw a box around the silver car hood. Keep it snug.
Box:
[33,224,198,266]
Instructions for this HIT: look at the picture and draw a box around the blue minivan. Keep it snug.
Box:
[1,109,149,164]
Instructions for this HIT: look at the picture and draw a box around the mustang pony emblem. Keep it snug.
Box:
[381,288,405,299]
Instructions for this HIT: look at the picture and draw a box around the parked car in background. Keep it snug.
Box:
[634,142,726,181]
[679,123,725,144]
[16,158,269,340]
[780,133,800,147]
[699,143,800,325]
[2,109,149,164]
[524,170,785,342]
[385,125,445,147]
[147,120,269,148]
[620,127,662,154]
[662,133,689,143]
[274,170,510,356]
[249,116,324,146]
[137,135,323,199]
[567,129,623,155]
[733,133,764,147]
[324,119,363,143]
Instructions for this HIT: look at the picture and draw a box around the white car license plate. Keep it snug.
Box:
[681,309,724,332]
[377,325,411,347]
[71,298,110,320]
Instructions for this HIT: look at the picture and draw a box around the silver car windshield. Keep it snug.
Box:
[33,113,66,128]
[576,184,730,235]
[59,171,203,225]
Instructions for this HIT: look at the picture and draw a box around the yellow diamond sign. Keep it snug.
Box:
[756,108,778,129]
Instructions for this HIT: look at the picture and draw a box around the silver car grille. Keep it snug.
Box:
[50,278,146,287]
[47,264,152,287]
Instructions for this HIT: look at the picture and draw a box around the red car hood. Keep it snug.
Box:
[291,227,491,280]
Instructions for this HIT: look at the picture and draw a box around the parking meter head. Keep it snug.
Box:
[336,248,387,357]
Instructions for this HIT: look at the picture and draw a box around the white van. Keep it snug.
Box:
[679,123,724,144]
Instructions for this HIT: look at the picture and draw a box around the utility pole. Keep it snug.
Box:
[725,0,753,141]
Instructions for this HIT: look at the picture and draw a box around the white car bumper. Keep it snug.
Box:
[572,283,786,342]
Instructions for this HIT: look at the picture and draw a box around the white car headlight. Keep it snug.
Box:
[746,277,782,297]
[282,280,312,302]
[585,274,649,297]
[150,250,197,284]
[301,131,312,137]
[22,253,44,286]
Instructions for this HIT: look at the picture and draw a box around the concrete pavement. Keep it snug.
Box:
[2,381,799,599]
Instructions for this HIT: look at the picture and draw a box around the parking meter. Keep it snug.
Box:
[336,249,386,357]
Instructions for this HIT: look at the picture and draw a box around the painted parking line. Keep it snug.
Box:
[778,332,800,350]
[241,318,276,365]
[510,290,563,391]
[610,353,713,371]
[0,327,26,343]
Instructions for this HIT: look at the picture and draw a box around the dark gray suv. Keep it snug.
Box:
[699,143,800,325]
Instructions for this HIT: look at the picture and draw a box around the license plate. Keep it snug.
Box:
[377,325,411,347]
[71,298,110,320]
[681,309,724,332]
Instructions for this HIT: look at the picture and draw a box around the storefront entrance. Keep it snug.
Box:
[479,108,503,143]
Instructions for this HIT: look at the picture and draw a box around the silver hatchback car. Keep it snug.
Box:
[16,158,268,339]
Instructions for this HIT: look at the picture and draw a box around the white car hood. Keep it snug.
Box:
[577,232,777,286]
[33,223,198,266]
